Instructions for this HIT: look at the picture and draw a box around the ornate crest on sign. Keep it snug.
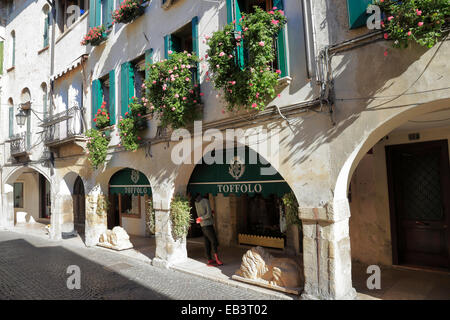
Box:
[229,156,245,180]
[131,170,140,184]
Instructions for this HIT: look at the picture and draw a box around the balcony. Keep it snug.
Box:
[9,132,29,158]
[42,106,86,148]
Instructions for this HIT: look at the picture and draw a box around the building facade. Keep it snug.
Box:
[0,0,449,300]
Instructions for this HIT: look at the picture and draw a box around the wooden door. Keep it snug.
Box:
[73,176,85,233]
[386,140,450,269]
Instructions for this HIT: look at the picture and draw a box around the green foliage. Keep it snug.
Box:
[206,7,287,112]
[85,128,110,169]
[170,195,192,241]
[94,101,111,129]
[144,51,201,129]
[96,195,109,216]
[118,97,147,151]
[376,0,450,48]
[282,192,301,228]
[146,198,155,234]
[112,0,146,25]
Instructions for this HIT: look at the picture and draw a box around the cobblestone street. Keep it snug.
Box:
[0,230,287,300]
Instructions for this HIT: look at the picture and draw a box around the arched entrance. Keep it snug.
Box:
[108,168,152,237]
[73,176,85,234]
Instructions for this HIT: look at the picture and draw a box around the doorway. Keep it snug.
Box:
[73,176,85,234]
[39,173,51,219]
[386,140,450,269]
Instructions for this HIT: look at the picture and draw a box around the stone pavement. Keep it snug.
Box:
[0,230,292,300]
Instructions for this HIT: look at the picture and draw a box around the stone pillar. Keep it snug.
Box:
[50,192,75,240]
[152,194,188,268]
[84,188,107,247]
[1,186,14,229]
[299,204,356,300]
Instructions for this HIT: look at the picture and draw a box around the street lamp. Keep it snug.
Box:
[15,108,28,126]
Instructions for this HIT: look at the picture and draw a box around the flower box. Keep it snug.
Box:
[113,0,147,25]
[81,25,108,46]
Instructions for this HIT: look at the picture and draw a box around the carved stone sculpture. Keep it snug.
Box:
[235,246,303,289]
[98,226,133,251]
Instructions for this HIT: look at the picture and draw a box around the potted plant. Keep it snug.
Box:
[81,25,108,46]
[94,101,111,130]
[112,0,148,25]
[170,195,192,241]
[118,97,148,151]
[85,128,110,169]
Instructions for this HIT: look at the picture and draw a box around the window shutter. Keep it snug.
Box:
[120,62,134,117]
[234,0,245,70]
[347,0,373,29]
[226,0,233,24]
[145,48,153,79]
[274,0,288,77]
[104,0,114,27]
[26,113,31,149]
[96,0,102,25]
[92,79,102,127]
[9,106,14,138]
[192,16,199,57]
[89,0,96,28]
[109,70,116,125]
[0,41,3,74]
[43,14,49,47]
[164,35,170,59]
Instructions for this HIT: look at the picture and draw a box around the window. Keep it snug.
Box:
[89,0,113,28]
[0,41,4,74]
[92,70,115,127]
[8,98,14,138]
[347,0,373,29]
[10,30,15,68]
[120,49,152,116]
[61,0,88,31]
[119,194,143,218]
[43,5,50,47]
[13,182,24,208]
[227,0,288,77]
[41,83,48,120]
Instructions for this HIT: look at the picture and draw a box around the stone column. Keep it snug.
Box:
[84,187,107,247]
[299,202,356,300]
[1,186,14,229]
[49,191,75,240]
[152,195,187,268]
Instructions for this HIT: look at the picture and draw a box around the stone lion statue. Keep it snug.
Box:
[235,246,303,289]
[98,226,133,250]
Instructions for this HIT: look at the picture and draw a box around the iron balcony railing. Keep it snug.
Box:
[10,132,28,156]
[41,106,84,145]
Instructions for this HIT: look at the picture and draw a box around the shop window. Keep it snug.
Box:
[228,0,288,77]
[13,182,24,209]
[119,194,142,218]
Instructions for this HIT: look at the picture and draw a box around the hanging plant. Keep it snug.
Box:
[118,97,148,151]
[94,101,111,129]
[112,0,147,25]
[376,0,450,48]
[96,195,109,216]
[170,195,192,241]
[282,192,301,228]
[144,51,201,129]
[206,6,287,112]
[81,25,108,46]
[85,128,110,169]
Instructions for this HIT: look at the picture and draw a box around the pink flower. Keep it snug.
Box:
[219,52,225,57]
[182,97,187,101]
[168,50,173,54]
[418,22,424,27]
[185,77,190,81]
[251,103,257,108]
[271,19,279,25]
[258,41,265,47]
[152,80,157,84]
[175,93,179,98]
[199,92,204,96]
[384,33,389,39]
[384,50,388,57]
[388,16,394,21]
[407,31,412,36]
[416,10,422,16]
[276,69,282,75]
[268,10,274,14]
[171,107,176,111]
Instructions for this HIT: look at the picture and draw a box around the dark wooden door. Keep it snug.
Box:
[386,140,450,269]
[73,176,85,233]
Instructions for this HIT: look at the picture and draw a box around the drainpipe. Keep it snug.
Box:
[301,0,315,79]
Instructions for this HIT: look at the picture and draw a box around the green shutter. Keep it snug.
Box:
[92,79,102,127]
[9,106,14,138]
[145,48,153,79]
[226,0,233,24]
[192,16,199,57]
[0,41,3,74]
[347,0,373,29]
[164,35,169,59]
[234,0,244,69]
[95,0,102,25]
[107,0,114,26]
[89,0,96,28]
[109,70,116,125]
[120,62,134,117]
[43,14,49,47]
[276,0,288,77]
